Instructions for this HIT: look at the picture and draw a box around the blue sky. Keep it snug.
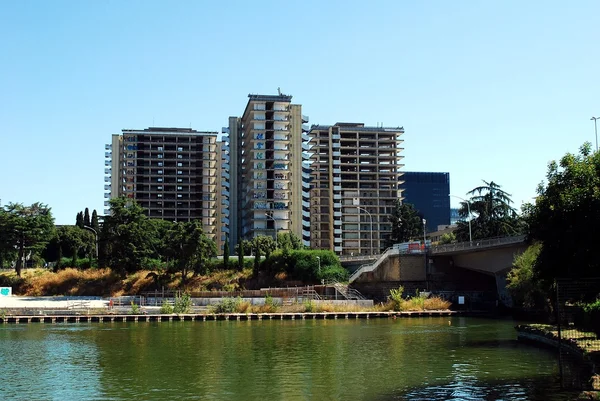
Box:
[1,0,599,224]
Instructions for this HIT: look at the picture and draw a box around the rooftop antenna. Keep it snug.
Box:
[277,87,281,96]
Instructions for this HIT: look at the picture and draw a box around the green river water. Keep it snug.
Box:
[0,317,578,400]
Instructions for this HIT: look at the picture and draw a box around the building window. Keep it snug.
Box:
[177,154,183,159]
[177,178,183,183]
[158,170,163,174]
[157,186,163,190]
[157,194,163,198]
[157,162,163,167]
[177,147,183,152]
[158,147,163,151]
[177,162,183,167]
[157,154,163,159]
[177,186,183,191]
[177,194,182,198]
[177,171,182,175]
[157,178,163,182]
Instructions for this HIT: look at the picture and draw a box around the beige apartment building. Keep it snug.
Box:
[228,93,308,249]
[105,127,220,243]
[302,123,404,256]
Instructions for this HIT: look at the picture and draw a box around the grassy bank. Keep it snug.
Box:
[0,267,255,297]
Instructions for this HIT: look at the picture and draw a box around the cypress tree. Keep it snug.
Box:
[83,208,91,227]
[91,210,99,232]
[76,212,84,228]
[238,242,244,271]
[223,237,230,268]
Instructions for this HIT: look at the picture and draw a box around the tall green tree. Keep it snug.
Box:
[91,209,100,233]
[165,220,216,279]
[528,143,600,283]
[83,208,91,227]
[277,232,303,251]
[387,200,422,247]
[76,211,84,228]
[223,237,230,268]
[238,241,244,271]
[455,180,521,241]
[0,203,55,276]
[100,197,155,274]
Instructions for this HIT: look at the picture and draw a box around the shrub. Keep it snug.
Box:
[389,286,404,311]
[130,301,140,314]
[160,301,174,314]
[303,300,315,312]
[173,293,192,314]
[424,297,451,310]
[236,300,251,313]
[210,297,241,314]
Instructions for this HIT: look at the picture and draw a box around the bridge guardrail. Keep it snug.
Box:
[430,235,526,255]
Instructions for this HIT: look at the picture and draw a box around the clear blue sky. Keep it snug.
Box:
[1,0,599,224]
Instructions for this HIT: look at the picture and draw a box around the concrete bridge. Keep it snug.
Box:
[346,235,528,306]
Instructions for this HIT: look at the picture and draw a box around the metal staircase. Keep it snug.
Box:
[348,247,400,283]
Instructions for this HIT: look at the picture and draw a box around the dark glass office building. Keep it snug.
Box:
[401,172,450,232]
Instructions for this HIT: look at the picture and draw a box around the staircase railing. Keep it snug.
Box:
[348,247,400,283]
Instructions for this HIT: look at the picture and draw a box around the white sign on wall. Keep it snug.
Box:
[458,296,465,305]
[0,287,12,297]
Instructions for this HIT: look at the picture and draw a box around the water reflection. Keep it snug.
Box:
[0,318,568,400]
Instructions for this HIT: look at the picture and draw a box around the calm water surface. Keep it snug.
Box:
[0,317,575,400]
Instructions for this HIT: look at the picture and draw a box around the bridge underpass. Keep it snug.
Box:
[345,236,528,306]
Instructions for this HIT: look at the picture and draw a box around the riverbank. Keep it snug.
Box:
[0,310,457,324]
[516,324,600,394]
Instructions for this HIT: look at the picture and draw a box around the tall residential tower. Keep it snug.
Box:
[228,93,308,251]
[302,123,404,255]
[105,127,220,243]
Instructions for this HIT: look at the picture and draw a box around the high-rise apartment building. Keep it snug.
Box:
[303,123,404,255]
[104,127,220,243]
[228,93,308,251]
[401,172,450,232]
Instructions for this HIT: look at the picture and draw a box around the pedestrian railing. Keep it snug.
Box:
[430,235,526,255]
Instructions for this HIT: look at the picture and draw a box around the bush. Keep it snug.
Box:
[389,286,404,311]
[210,297,241,314]
[160,300,174,314]
[130,301,140,314]
[58,257,98,270]
[173,293,192,314]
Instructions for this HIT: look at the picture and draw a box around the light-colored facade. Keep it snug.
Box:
[302,123,405,256]
[228,94,307,250]
[104,127,220,243]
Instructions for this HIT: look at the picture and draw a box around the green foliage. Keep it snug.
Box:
[159,300,174,314]
[238,241,244,270]
[264,250,347,282]
[528,143,600,282]
[303,299,315,312]
[253,242,261,277]
[130,301,140,314]
[506,243,546,308]
[91,210,100,233]
[83,208,91,228]
[223,237,230,267]
[0,203,55,276]
[164,220,216,279]
[439,232,456,244]
[455,180,522,242]
[387,201,422,247]
[277,232,303,251]
[76,211,84,229]
[173,293,192,314]
[58,257,98,269]
[389,286,404,311]
[100,197,161,274]
[210,297,241,314]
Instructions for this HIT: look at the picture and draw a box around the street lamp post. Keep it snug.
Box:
[449,195,472,246]
[592,117,599,152]
[422,218,427,249]
[265,212,278,250]
[83,225,99,261]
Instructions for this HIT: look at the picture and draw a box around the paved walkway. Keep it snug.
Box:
[0,296,108,309]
